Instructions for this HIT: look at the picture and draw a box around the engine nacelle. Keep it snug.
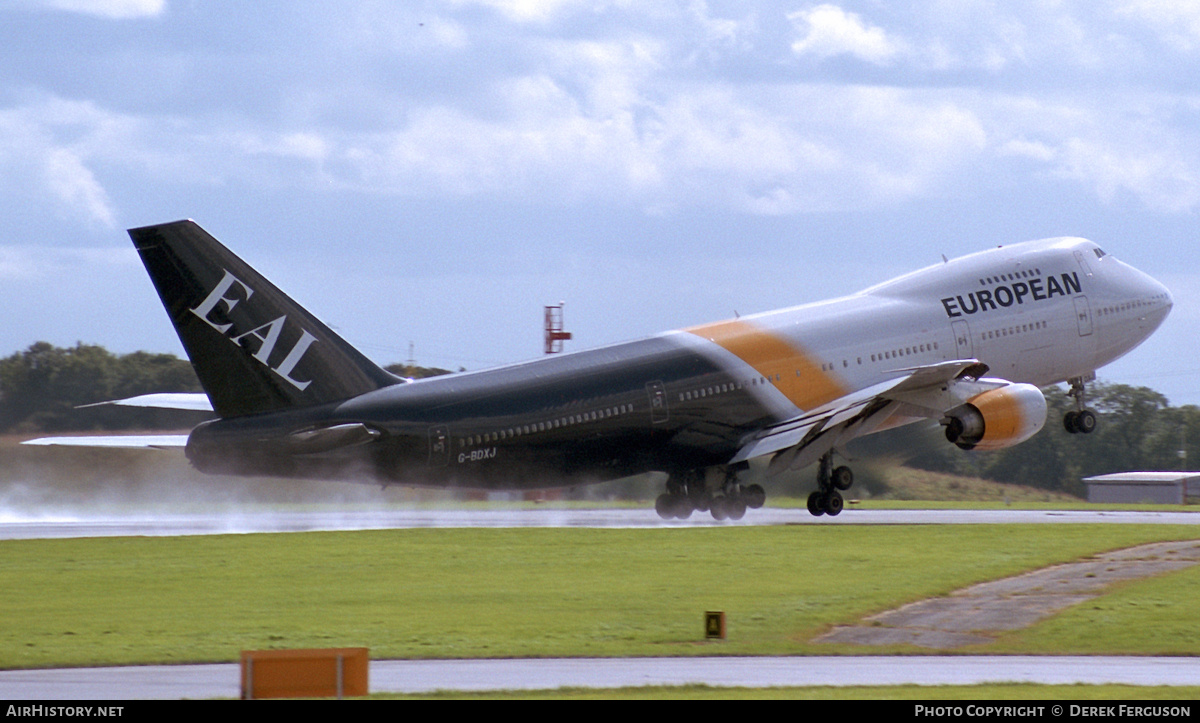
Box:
[942,383,1047,451]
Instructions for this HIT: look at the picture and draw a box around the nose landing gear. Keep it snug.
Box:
[1064,376,1098,435]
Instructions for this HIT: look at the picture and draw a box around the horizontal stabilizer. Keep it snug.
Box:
[22,435,189,449]
[77,393,214,412]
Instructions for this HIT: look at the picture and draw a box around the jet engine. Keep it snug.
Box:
[942,383,1047,451]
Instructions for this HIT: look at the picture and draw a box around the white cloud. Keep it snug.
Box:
[121,80,996,216]
[7,1,1200,225]
[1116,0,1200,52]
[787,4,906,64]
[0,98,129,226]
[999,138,1057,163]
[0,246,135,282]
[984,92,1200,212]
[341,6,469,53]
[449,0,600,24]
[21,0,166,19]
[41,148,115,227]
[1056,136,1200,212]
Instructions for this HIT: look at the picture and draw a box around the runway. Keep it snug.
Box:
[2,655,1199,699]
[1,506,1197,540]
[3,507,1197,699]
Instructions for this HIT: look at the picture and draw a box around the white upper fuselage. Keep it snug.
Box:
[677,237,1172,423]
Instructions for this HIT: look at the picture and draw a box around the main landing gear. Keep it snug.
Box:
[1063,376,1098,435]
[655,464,766,521]
[807,451,852,517]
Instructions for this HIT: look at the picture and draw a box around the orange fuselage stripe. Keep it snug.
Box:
[686,319,848,411]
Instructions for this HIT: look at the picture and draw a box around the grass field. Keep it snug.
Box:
[2,523,1198,670]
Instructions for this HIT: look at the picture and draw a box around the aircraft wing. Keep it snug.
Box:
[77,393,214,412]
[730,359,996,474]
[21,435,190,449]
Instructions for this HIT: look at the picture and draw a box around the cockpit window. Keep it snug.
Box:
[1094,248,1107,258]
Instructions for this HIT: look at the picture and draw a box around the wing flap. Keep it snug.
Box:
[730,359,988,470]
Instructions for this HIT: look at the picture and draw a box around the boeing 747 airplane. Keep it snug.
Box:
[28,221,1173,520]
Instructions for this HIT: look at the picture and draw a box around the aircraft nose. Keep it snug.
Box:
[1142,273,1173,327]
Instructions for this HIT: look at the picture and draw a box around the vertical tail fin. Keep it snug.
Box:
[130,220,400,418]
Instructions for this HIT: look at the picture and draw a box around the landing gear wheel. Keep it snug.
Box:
[726,497,747,521]
[807,491,826,517]
[710,496,729,521]
[823,490,844,516]
[1065,376,1098,435]
[659,464,763,522]
[655,493,676,519]
[809,451,852,517]
[831,466,853,491]
[656,492,695,519]
[1064,409,1097,434]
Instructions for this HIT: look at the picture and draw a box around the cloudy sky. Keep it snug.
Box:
[3,0,1198,405]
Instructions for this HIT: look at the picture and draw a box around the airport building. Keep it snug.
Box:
[1082,472,1200,505]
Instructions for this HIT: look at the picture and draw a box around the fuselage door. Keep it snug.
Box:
[952,320,973,359]
[1073,296,1094,337]
[646,380,669,424]
[428,425,451,467]
[1074,250,1094,277]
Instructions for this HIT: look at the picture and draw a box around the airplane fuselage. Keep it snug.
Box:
[184,236,1172,491]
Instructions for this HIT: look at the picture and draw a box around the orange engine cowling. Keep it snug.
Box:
[942,383,1047,451]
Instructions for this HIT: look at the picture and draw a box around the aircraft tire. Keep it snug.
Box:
[726,497,746,521]
[674,498,694,519]
[744,484,766,509]
[1076,409,1097,434]
[655,494,677,520]
[807,491,826,517]
[832,466,853,491]
[1064,411,1079,433]
[710,496,729,521]
[824,490,844,516]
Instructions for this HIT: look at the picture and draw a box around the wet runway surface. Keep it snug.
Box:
[3,655,1200,699]
[2,507,1197,540]
[4,506,1197,699]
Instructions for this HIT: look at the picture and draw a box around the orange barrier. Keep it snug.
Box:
[240,647,369,699]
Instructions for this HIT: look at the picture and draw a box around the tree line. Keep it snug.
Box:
[0,342,204,432]
[3,342,1195,495]
[855,382,1200,495]
[0,342,456,433]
